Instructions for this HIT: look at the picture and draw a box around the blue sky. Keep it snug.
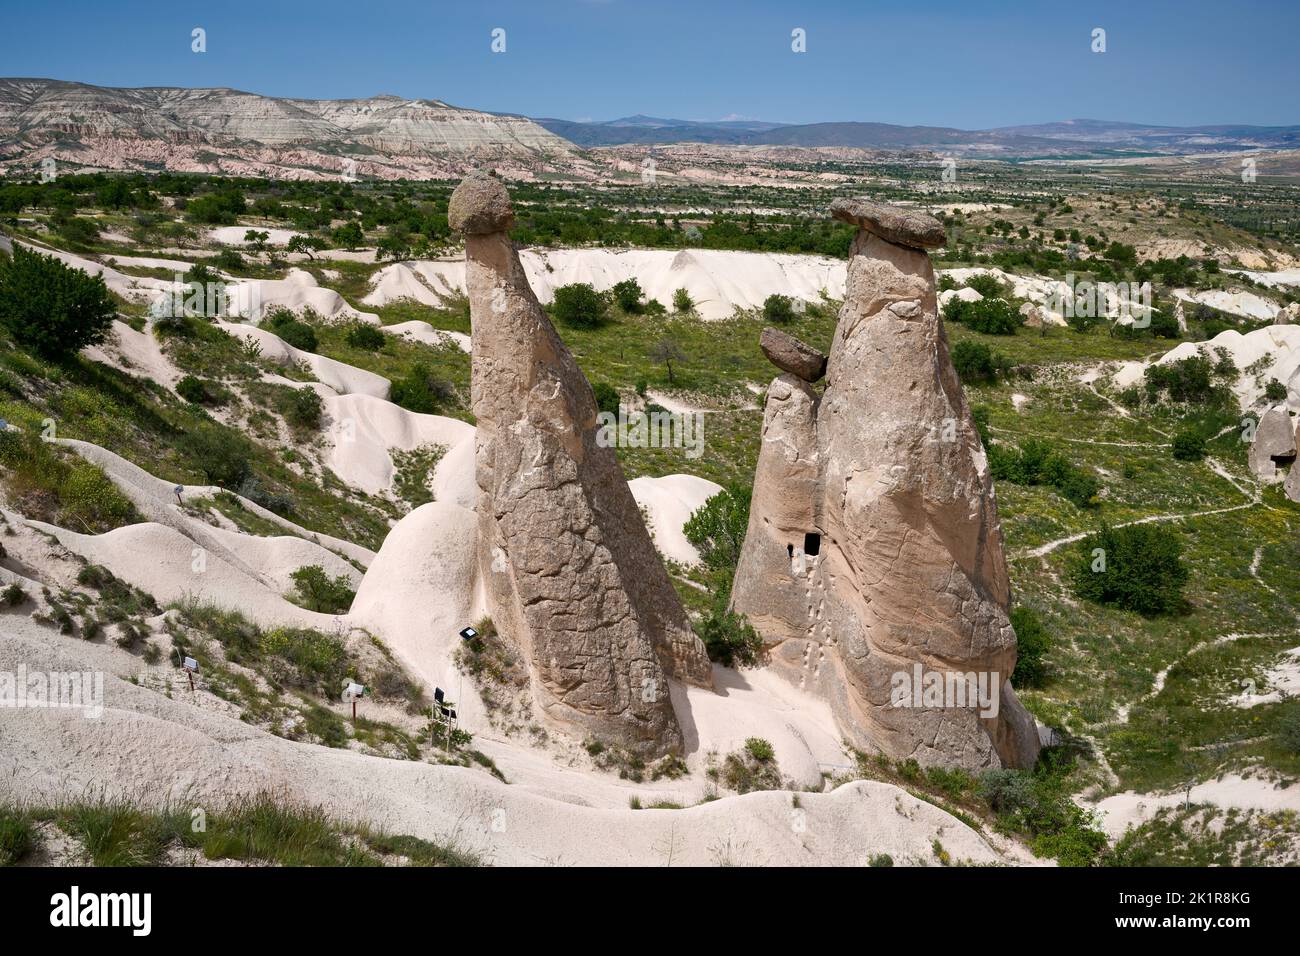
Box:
[2,0,1297,128]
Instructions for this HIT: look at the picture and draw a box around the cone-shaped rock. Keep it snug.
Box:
[453,174,712,758]
[732,198,1040,770]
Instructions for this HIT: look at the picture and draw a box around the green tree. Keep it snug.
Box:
[1009,606,1051,688]
[331,221,364,250]
[612,278,643,313]
[672,287,694,313]
[551,283,608,328]
[0,245,116,360]
[1070,522,1189,616]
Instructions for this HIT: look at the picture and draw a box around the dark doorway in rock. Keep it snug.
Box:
[786,543,794,558]
[803,532,821,557]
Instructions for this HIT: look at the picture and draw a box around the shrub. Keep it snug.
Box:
[2,583,28,607]
[259,626,350,692]
[1171,429,1206,462]
[1278,707,1300,755]
[175,375,209,404]
[288,565,356,614]
[1010,606,1051,687]
[964,274,1006,298]
[284,387,323,431]
[1145,355,1220,404]
[344,323,386,351]
[0,245,116,360]
[590,381,620,417]
[1070,522,1189,615]
[762,294,797,324]
[672,287,694,313]
[390,363,455,414]
[265,309,318,352]
[962,298,1021,335]
[1264,378,1288,403]
[611,278,643,313]
[744,737,775,762]
[0,809,36,865]
[694,605,764,667]
[989,438,1098,508]
[551,283,608,328]
[683,484,751,572]
[951,340,1009,382]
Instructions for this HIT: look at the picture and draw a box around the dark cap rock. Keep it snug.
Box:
[449,173,514,235]
[760,326,827,382]
[830,197,946,250]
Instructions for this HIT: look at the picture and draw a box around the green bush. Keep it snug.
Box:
[964,274,1006,298]
[551,283,608,328]
[694,605,764,667]
[1010,606,1051,687]
[951,340,1009,382]
[1145,355,1223,404]
[390,363,455,414]
[259,625,351,692]
[989,438,1098,508]
[591,381,620,417]
[672,288,694,313]
[175,375,209,404]
[178,424,252,487]
[762,294,797,324]
[344,323,386,351]
[1171,429,1207,462]
[0,245,116,360]
[684,484,751,571]
[956,297,1021,335]
[265,309,318,352]
[612,278,643,313]
[1264,379,1288,403]
[284,387,323,431]
[1070,522,1189,616]
[288,565,356,614]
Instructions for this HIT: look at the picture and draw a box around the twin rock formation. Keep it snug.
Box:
[451,177,1038,770]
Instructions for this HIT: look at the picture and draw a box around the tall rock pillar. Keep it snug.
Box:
[732,198,1040,770]
[450,174,712,758]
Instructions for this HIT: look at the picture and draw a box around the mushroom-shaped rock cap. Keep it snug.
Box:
[831,197,946,250]
[759,326,827,382]
[449,174,514,235]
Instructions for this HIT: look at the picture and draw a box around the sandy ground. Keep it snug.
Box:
[1087,774,1300,839]
[628,474,722,565]
[208,226,305,247]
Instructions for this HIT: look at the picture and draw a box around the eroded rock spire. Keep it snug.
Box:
[732,197,1041,770]
[451,173,712,757]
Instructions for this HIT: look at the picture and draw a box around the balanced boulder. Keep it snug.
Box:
[759,326,827,382]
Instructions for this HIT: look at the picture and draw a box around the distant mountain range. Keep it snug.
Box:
[2,79,1296,179]
[534,115,1300,158]
[0,78,576,180]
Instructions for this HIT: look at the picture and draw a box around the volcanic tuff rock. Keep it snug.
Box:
[732,199,1040,771]
[0,78,574,180]
[759,327,827,382]
[1286,420,1300,502]
[452,174,712,757]
[1248,406,1297,482]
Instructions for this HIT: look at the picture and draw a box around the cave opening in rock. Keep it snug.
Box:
[803,532,821,557]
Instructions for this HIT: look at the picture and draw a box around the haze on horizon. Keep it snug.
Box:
[1,0,1297,130]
